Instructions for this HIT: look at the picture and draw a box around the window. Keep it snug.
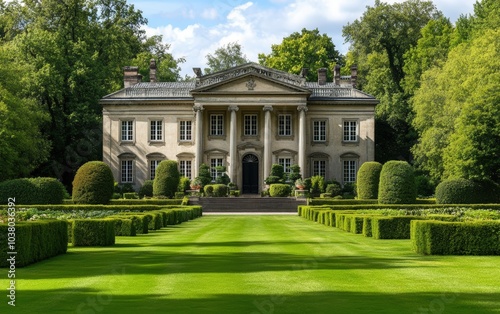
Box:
[150,120,163,141]
[121,160,133,183]
[313,120,326,142]
[179,160,192,179]
[278,158,292,174]
[244,114,258,136]
[179,120,192,141]
[278,114,292,136]
[121,120,133,141]
[210,158,223,181]
[150,160,161,180]
[343,120,358,142]
[210,114,224,136]
[313,160,326,177]
[343,160,357,183]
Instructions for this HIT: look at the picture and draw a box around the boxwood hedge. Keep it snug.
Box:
[378,161,417,204]
[0,177,66,205]
[72,219,115,246]
[357,162,382,199]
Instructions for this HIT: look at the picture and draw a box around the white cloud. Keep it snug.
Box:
[140,0,477,77]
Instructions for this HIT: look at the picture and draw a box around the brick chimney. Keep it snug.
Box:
[317,68,327,85]
[350,64,358,89]
[149,59,157,83]
[334,64,341,85]
[123,66,142,88]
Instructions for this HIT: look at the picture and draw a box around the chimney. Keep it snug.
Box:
[123,66,142,88]
[350,64,358,89]
[149,59,157,83]
[317,68,327,85]
[300,67,309,78]
[334,64,341,85]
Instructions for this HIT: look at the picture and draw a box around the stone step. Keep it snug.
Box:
[190,197,306,212]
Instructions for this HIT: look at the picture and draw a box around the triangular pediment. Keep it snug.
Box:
[191,63,310,94]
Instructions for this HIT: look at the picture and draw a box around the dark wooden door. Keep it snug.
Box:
[242,154,259,194]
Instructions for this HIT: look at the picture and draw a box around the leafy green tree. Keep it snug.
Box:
[342,0,442,161]
[204,42,249,75]
[258,28,341,82]
[0,43,50,181]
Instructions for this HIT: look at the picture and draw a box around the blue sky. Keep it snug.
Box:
[127,0,477,77]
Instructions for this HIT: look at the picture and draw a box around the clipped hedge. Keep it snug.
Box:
[112,218,136,236]
[204,184,228,197]
[72,219,115,246]
[356,161,382,199]
[371,216,423,239]
[0,220,67,267]
[0,177,66,205]
[269,184,291,197]
[153,160,180,198]
[72,161,114,204]
[435,178,500,204]
[411,220,500,255]
[378,161,417,204]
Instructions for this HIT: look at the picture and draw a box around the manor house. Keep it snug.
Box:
[100,61,378,193]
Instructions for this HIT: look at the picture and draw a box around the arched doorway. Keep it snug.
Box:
[242,154,259,194]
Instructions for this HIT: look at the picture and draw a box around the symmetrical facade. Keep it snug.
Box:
[100,62,378,193]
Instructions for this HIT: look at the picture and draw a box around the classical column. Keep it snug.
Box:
[297,105,308,176]
[263,105,273,181]
[228,105,239,183]
[193,103,204,178]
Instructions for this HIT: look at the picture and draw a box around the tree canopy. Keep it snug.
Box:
[204,42,249,75]
[258,28,342,82]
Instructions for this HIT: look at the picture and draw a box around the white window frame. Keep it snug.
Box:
[210,114,224,136]
[312,159,327,177]
[120,120,134,142]
[343,160,357,184]
[278,157,292,174]
[343,120,358,143]
[210,158,224,182]
[121,159,134,183]
[149,160,162,180]
[150,120,163,142]
[278,114,292,136]
[244,114,258,136]
[312,120,327,143]
[179,160,192,179]
[179,120,192,141]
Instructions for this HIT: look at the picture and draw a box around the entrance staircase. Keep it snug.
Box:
[190,196,306,213]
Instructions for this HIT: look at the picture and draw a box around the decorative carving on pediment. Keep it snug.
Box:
[195,64,305,89]
[246,78,256,90]
[237,141,263,151]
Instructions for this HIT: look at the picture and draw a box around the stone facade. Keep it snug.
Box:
[100,62,378,193]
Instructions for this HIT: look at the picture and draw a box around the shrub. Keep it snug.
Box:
[204,185,214,197]
[0,220,67,267]
[229,190,240,197]
[72,219,115,246]
[269,184,291,197]
[411,220,500,255]
[72,161,114,204]
[378,161,417,204]
[415,174,435,197]
[175,192,185,199]
[178,177,191,193]
[372,216,423,239]
[138,180,154,198]
[123,192,138,199]
[212,184,228,197]
[310,175,325,195]
[357,161,382,199]
[0,177,66,205]
[196,163,212,187]
[266,164,284,184]
[326,181,342,197]
[435,178,500,204]
[153,160,180,198]
[112,218,136,236]
[288,164,302,182]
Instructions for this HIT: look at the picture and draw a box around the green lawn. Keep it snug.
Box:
[2,215,500,313]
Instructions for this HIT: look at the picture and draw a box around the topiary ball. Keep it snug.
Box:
[72,161,114,204]
[269,184,292,197]
[436,178,500,204]
[378,161,417,204]
[357,161,382,199]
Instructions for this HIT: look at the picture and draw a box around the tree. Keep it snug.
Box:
[412,28,500,184]
[342,0,442,161]
[204,42,249,75]
[258,28,341,82]
[4,0,182,187]
[0,43,50,181]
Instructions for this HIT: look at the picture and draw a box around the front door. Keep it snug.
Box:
[242,154,259,194]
